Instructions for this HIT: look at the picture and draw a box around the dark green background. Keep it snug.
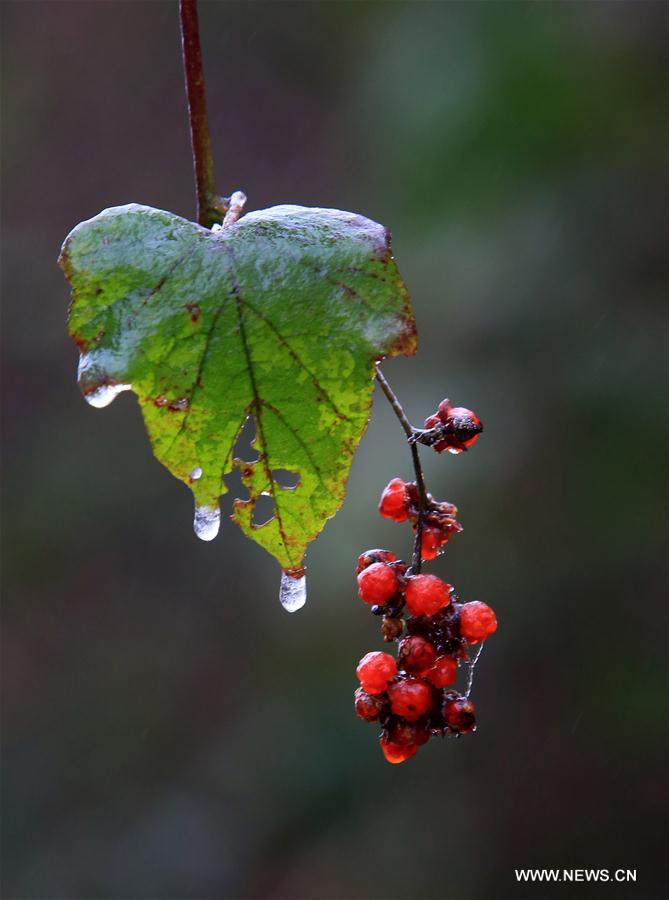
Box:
[2,2,667,898]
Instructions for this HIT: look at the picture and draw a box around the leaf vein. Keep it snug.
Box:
[223,244,295,565]
[238,296,347,421]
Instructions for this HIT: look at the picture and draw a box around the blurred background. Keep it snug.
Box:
[2,1,667,898]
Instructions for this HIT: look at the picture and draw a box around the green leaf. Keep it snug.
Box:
[59,203,416,572]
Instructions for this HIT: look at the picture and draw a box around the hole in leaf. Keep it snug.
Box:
[252,493,275,527]
[225,465,246,501]
[272,469,300,490]
[233,414,260,463]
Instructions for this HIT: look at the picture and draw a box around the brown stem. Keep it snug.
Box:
[179,0,226,227]
[374,365,429,573]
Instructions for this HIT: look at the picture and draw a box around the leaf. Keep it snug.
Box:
[59,203,416,572]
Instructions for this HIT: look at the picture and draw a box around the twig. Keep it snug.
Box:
[179,0,227,227]
[465,644,484,698]
[374,364,429,573]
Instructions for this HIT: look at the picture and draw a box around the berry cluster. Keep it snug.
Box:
[379,478,462,561]
[354,399,497,764]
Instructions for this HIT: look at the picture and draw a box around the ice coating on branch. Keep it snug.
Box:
[280,570,307,613]
[194,503,221,541]
[83,382,132,408]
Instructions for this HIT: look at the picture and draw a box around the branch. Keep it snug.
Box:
[374,364,429,574]
[179,0,227,227]
[374,365,413,438]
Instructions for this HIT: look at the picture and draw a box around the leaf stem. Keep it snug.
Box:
[374,364,429,573]
[179,0,227,227]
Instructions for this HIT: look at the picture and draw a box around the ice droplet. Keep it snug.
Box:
[189,467,203,481]
[84,382,132,408]
[193,503,220,541]
[279,570,307,613]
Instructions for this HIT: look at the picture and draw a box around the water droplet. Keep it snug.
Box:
[169,397,189,411]
[84,382,132,408]
[194,503,220,541]
[189,467,203,481]
[279,570,307,613]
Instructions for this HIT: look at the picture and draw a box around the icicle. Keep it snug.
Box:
[279,570,307,613]
[83,382,131,408]
[193,503,220,541]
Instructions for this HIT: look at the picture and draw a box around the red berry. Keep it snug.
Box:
[459,601,497,643]
[421,526,444,561]
[443,694,476,733]
[354,686,386,721]
[404,574,452,617]
[357,562,398,605]
[398,635,437,674]
[448,406,482,451]
[427,401,483,455]
[357,548,397,575]
[426,655,458,688]
[356,651,397,694]
[379,478,409,522]
[379,735,418,764]
[387,676,434,722]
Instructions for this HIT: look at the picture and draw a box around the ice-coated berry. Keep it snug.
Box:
[404,573,452,617]
[459,601,497,643]
[356,651,397,694]
[379,478,409,522]
[426,655,458,688]
[357,548,398,575]
[448,406,482,451]
[421,525,444,561]
[425,400,483,454]
[354,686,386,721]
[357,562,398,605]
[388,676,434,722]
[379,735,418,764]
[398,635,437,673]
[419,517,461,560]
[443,694,476,733]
